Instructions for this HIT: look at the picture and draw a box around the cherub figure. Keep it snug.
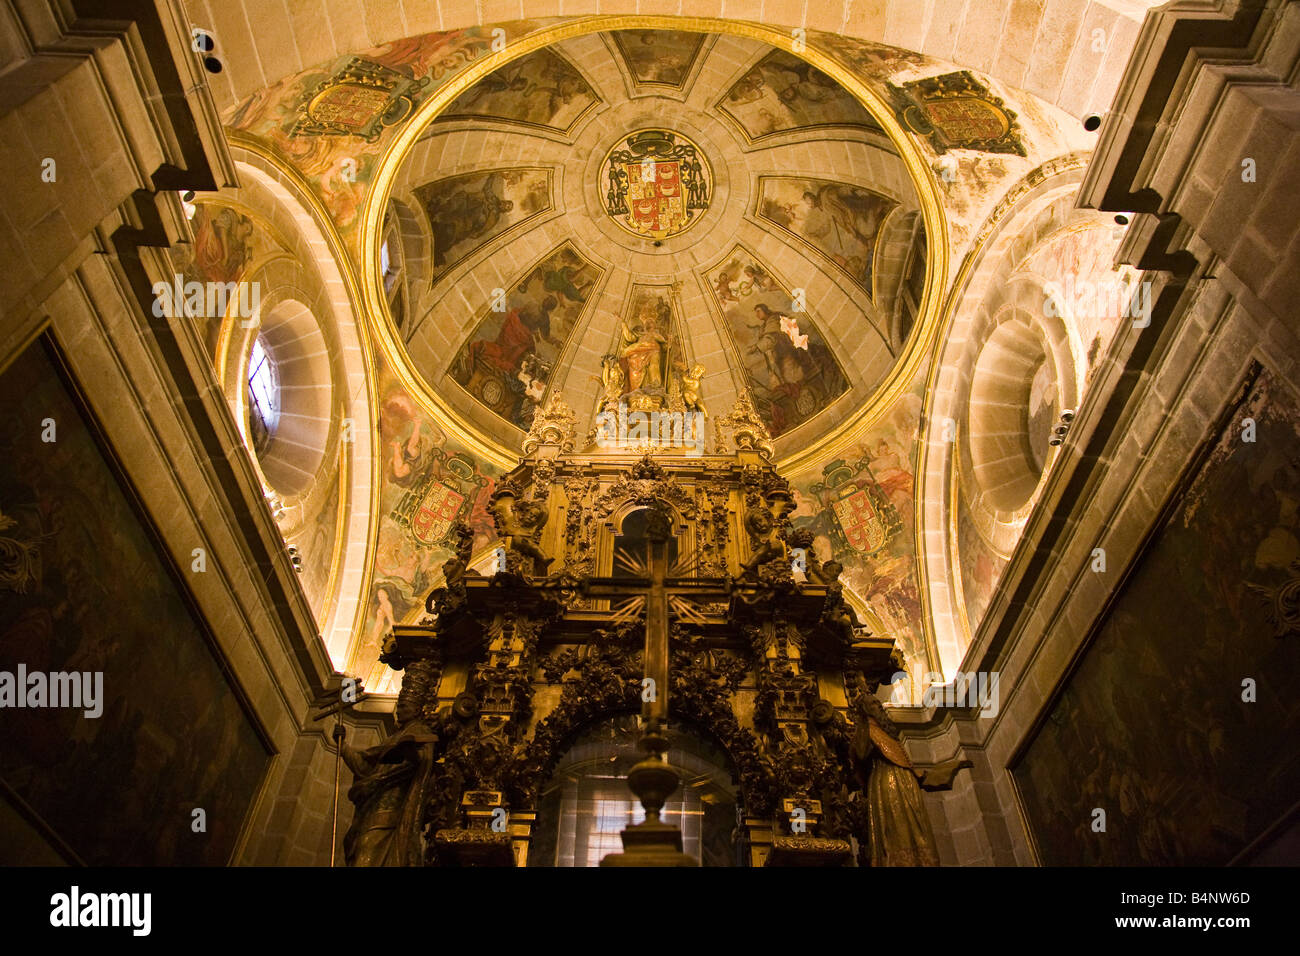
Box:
[739,491,794,578]
[426,522,479,617]
[681,363,706,416]
[714,269,739,304]
[490,490,552,576]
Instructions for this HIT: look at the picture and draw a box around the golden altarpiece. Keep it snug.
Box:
[339,390,948,867]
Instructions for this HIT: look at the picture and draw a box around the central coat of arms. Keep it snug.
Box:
[601,130,711,240]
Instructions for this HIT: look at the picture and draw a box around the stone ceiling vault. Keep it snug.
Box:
[390,29,924,452]
[201,8,1154,690]
[187,0,1164,126]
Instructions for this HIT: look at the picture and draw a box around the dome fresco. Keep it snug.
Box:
[220,17,1124,692]
[392,30,926,451]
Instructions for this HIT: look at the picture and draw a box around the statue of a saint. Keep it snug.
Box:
[339,661,442,866]
[619,306,667,393]
[848,690,939,866]
[600,354,625,411]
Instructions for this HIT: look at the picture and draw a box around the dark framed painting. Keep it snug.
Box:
[610,30,706,90]
[0,334,273,865]
[1011,363,1300,865]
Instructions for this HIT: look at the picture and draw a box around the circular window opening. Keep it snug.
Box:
[1026,357,1059,473]
[968,318,1057,514]
[247,335,280,456]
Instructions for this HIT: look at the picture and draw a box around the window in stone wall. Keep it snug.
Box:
[530,714,740,866]
[247,336,279,455]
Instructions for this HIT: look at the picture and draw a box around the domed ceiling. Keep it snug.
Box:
[218,12,1130,693]
[385,30,929,452]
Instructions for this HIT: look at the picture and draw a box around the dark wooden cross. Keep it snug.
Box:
[582,503,721,726]
[586,502,729,866]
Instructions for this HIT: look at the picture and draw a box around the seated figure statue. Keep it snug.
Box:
[739,490,794,580]
[490,488,553,577]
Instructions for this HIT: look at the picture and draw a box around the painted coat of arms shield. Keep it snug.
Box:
[917,97,1009,143]
[307,83,394,131]
[411,479,465,545]
[833,485,889,554]
[602,129,711,240]
[811,457,905,560]
[291,57,429,141]
[625,159,687,237]
[887,70,1026,156]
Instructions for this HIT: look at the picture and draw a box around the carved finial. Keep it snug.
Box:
[714,389,775,462]
[523,390,577,455]
[762,470,792,500]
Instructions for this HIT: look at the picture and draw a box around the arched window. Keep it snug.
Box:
[612,507,679,579]
[381,218,402,296]
[247,336,279,454]
[529,714,740,867]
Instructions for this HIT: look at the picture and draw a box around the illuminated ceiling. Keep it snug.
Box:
[212,13,1131,690]
[386,30,931,453]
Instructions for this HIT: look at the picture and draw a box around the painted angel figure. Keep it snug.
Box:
[714,269,740,304]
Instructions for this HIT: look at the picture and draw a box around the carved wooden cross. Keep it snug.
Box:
[583,502,718,726]
[589,502,721,866]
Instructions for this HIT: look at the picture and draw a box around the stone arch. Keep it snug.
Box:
[224,148,380,664]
